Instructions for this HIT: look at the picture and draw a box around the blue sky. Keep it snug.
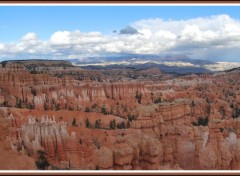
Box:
[1,5,240,61]
[1,6,240,42]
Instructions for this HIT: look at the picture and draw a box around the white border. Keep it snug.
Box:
[0,3,240,6]
[0,2,240,174]
[0,170,240,173]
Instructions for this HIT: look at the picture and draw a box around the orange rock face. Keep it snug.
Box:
[0,108,36,170]
[0,60,240,170]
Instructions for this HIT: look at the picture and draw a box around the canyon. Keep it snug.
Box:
[0,60,240,170]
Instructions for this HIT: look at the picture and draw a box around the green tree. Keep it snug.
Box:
[192,117,209,126]
[95,119,101,129]
[101,105,108,115]
[85,118,90,128]
[112,119,116,129]
[31,89,37,96]
[91,104,97,109]
[3,101,8,107]
[35,150,50,170]
[44,103,48,111]
[127,120,130,128]
[198,117,208,126]
[15,98,22,108]
[55,103,60,111]
[135,90,142,104]
[72,118,77,126]
[109,119,116,129]
[191,100,195,107]
[219,106,225,116]
[154,97,161,104]
[85,107,90,112]
[117,121,126,129]
[127,115,136,122]
[110,107,113,115]
[233,106,240,118]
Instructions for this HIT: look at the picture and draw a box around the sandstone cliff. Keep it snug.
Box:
[0,61,240,170]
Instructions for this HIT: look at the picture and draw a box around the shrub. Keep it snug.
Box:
[219,106,225,116]
[92,138,100,149]
[127,115,136,122]
[154,97,161,104]
[191,122,198,126]
[117,121,126,129]
[91,104,97,109]
[68,107,74,111]
[197,117,209,126]
[192,117,208,126]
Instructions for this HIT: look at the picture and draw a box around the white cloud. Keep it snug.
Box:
[50,31,71,45]
[22,32,38,41]
[0,43,5,51]
[132,14,240,49]
[50,30,107,45]
[1,14,240,61]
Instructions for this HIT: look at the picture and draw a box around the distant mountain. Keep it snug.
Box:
[0,59,73,73]
[79,63,212,74]
[70,54,214,66]
[69,54,216,74]
[1,56,239,75]
[225,66,240,73]
[1,59,73,67]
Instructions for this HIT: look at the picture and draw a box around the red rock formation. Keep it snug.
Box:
[0,60,240,170]
[0,108,36,170]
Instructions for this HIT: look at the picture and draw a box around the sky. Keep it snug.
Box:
[1,5,240,62]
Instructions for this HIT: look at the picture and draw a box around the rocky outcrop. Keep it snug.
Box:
[0,147,37,170]
[158,100,191,121]
[95,147,113,169]
[0,63,153,112]
[138,135,163,170]
[3,103,240,170]
[1,60,240,170]
[0,108,36,170]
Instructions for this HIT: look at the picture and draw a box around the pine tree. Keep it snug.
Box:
[72,118,77,126]
[127,120,130,128]
[35,150,50,170]
[109,119,116,129]
[95,119,101,129]
[85,118,90,128]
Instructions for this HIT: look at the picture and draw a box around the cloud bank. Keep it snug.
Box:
[1,14,240,61]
